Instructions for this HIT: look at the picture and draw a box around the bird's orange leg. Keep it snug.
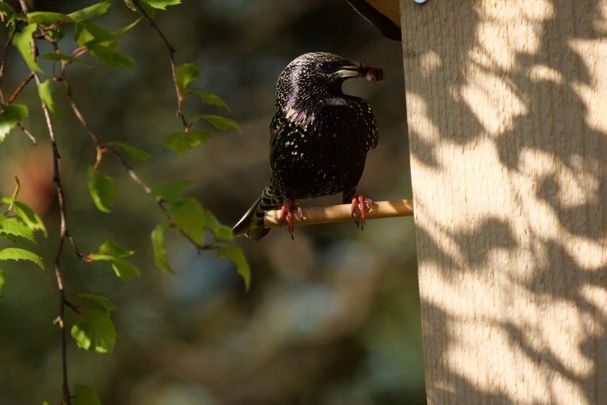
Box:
[351,194,373,229]
[277,199,300,239]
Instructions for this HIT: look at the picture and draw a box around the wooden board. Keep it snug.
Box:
[400,1,607,403]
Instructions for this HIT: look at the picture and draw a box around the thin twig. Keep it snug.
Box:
[59,61,215,252]
[34,69,72,405]
[264,199,414,228]
[0,31,15,103]
[17,123,37,144]
[131,0,190,130]
[7,73,35,104]
[17,0,72,400]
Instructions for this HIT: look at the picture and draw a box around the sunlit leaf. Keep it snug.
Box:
[2,199,47,237]
[27,11,70,25]
[73,384,101,405]
[99,240,133,257]
[37,79,55,113]
[175,63,199,92]
[71,309,115,354]
[79,293,117,313]
[88,241,140,281]
[0,216,35,243]
[68,1,112,23]
[150,180,192,203]
[168,198,206,244]
[217,246,250,290]
[87,168,116,213]
[13,23,42,73]
[0,247,43,270]
[163,130,213,155]
[113,17,142,37]
[195,114,241,133]
[191,88,229,110]
[75,21,114,47]
[107,141,150,162]
[151,224,173,273]
[0,104,28,142]
[204,210,233,242]
[142,0,181,10]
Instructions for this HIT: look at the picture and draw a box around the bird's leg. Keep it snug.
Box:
[351,194,373,230]
[277,199,300,239]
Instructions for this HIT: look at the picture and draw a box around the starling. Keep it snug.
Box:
[233,52,383,240]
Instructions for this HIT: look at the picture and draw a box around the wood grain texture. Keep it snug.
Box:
[400,1,607,403]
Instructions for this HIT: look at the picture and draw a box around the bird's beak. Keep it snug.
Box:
[334,64,384,82]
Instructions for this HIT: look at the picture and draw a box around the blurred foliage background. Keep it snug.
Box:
[0,0,423,403]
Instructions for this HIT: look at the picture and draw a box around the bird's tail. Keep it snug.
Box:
[233,184,282,240]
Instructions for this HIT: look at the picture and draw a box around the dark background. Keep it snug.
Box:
[0,1,423,403]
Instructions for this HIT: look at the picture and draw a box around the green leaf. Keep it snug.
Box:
[142,0,182,10]
[98,240,133,257]
[107,141,150,162]
[0,216,35,243]
[2,199,47,237]
[113,17,142,37]
[217,246,250,290]
[195,114,241,133]
[191,88,229,110]
[88,254,140,281]
[37,79,55,113]
[73,384,102,405]
[27,12,70,25]
[206,212,233,242]
[0,247,43,270]
[163,130,213,155]
[68,1,112,23]
[150,180,192,203]
[151,223,173,273]
[168,198,206,245]
[75,21,115,47]
[175,63,200,92]
[0,104,28,142]
[0,268,5,293]
[12,23,41,73]
[71,309,115,354]
[87,168,116,213]
[89,44,134,70]
[88,241,140,281]
[79,293,117,313]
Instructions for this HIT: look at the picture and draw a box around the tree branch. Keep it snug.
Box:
[264,199,414,228]
[131,0,191,130]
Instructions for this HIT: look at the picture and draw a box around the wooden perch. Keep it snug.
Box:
[264,199,413,228]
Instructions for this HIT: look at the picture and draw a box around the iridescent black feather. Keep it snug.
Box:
[233,52,382,239]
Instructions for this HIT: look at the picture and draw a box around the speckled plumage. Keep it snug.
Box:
[233,52,382,239]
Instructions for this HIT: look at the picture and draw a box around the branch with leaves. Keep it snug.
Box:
[0,1,248,403]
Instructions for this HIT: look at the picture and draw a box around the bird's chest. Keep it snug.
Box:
[270,120,367,198]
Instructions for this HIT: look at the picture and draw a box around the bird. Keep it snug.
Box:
[233,51,383,240]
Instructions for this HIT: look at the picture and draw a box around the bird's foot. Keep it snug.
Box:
[278,199,301,239]
[351,195,373,230]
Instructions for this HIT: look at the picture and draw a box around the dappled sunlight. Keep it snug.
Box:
[402,0,607,402]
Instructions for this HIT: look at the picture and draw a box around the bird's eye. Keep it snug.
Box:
[319,61,332,71]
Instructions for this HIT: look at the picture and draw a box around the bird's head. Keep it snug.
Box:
[276,52,383,111]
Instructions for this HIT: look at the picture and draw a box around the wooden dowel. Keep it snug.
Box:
[264,199,414,228]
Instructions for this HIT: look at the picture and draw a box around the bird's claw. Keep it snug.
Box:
[351,195,373,230]
[278,199,300,239]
